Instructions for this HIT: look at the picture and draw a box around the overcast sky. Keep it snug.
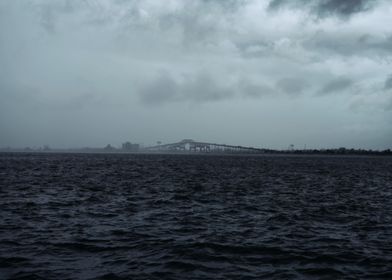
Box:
[1,0,391,149]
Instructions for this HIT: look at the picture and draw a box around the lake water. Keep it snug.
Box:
[1,153,392,279]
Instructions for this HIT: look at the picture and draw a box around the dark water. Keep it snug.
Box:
[1,153,392,279]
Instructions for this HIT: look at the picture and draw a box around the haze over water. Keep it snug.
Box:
[1,1,392,279]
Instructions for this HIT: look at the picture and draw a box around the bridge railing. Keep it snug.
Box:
[145,140,265,153]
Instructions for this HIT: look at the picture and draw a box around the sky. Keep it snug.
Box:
[0,0,391,150]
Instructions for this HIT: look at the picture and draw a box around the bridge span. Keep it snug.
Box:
[145,139,265,153]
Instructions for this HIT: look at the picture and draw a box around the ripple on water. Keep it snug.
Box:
[1,153,392,279]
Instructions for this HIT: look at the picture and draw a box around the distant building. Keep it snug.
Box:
[104,144,116,151]
[122,142,140,152]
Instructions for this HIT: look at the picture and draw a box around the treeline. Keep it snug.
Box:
[262,147,392,155]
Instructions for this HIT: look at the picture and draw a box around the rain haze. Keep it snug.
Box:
[1,0,392,150]
[2,2,392,279]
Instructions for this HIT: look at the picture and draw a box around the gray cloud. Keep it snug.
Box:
[385,101,392,111]
[304,32,392,58]
[386,97,392,111]
[319,77,353,95]
[268,0,379,18]
[384,75,392,90]
[139,72,234,105]
[238,79,275,98]
[183,73,235,102]
[32,0,76,33]
[0,0,391,149]
[276,78,308,96]
[139,72,277,105]
[236,40,272,58]
[139,73,179,105]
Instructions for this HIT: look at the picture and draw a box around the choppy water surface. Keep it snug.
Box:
[1,153,392,279]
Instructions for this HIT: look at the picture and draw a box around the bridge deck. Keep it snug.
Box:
[146,140,265,153]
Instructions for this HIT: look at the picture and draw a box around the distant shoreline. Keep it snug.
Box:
[1,149,391,157]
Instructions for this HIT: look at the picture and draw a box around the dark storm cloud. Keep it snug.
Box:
[1,0,391,149]
[319,77,353,95]
[384,75,392,90]
[268,0,379,18]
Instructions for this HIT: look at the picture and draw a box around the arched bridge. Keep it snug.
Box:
[145,139,265,153]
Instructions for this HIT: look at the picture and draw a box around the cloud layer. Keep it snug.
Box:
[268,0,379,18]
[0,0,391,149]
